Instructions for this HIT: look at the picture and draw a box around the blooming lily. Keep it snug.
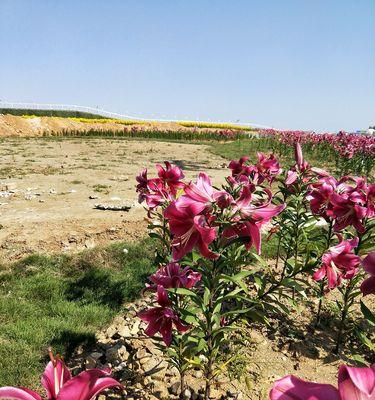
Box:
[155,161,185,196]
[269,363,375,399]
[308,176,338,218]
[313,238,360,289]
[228,156,254,179]
[138,285,189,345]
[255,152,282,184]
[223,186,285,254]
[164,201,218,260]
[361,251,375,296]
[148,262,201,289]
[0,349,123,400]
[174,172,232,214]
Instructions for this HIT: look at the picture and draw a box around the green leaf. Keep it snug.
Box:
[360,301,375,326]
[356,330,375,351]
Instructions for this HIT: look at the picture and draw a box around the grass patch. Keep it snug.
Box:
[0,238,155,389]
[93,183,111,193]
[208,138,337,173]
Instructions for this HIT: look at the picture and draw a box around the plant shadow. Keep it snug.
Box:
[171,159,221,172]
[50,330,97,359]
[65,267,126,310]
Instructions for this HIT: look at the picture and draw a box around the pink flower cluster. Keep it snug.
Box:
[260,129,375,158]
[136,161,185,211]
[228,152,282,185]
[313,237,361,289]
[139,284,190,346]
[139,262,202,345]
[308,176,374,233]
[137,154,285,345]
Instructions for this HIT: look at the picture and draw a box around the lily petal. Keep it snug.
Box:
[41,360,71,400]
[0,387,42,400]
[338,364,375,399]
[57,369,122,400]
[269,375,340,400]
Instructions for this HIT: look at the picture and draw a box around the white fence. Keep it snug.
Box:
[0,101,274,129]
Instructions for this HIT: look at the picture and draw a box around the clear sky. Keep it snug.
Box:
[1,0,374,132]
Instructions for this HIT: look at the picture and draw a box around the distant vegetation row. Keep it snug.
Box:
[0,107,109,119]
[0,108,254,131]
[42,127,250,141]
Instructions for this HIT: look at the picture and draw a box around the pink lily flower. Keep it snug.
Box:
[214,191,235,209]
[156,161,185,196]
[367,183,375,219]
[164,201,218,260]
[330,191,367,233]
[0,350,123,400]
[174,172,232,214]
[138,285,189,346]
[269,363,375,400]
[255,152,282,184]
[285,170,298,186]
[174,172,217,214]
[308,176,337,218]
[223,186,285,254]
[149,262,201,289]
[228,156,255,179]
[361,251,375,296]
[313,238,360,289]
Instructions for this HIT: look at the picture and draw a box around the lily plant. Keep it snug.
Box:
[0,349,123,400]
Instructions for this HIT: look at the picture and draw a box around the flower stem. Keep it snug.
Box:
[334,281,352,354]
[315,221,333,327]
[315,281,325,328]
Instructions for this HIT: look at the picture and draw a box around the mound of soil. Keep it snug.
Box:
[0,115,229,137]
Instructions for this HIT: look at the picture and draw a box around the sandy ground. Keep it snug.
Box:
[0,137,228,261]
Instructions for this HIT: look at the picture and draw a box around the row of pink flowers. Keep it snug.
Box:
[260,129,375,158]
[308,175,374,233]
[137,147,375,346]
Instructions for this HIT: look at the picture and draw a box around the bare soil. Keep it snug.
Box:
[0,137,227,261]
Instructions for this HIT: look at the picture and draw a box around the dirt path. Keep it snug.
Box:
[0,137,227,261]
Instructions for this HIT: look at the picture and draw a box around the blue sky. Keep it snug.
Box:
[1,0,374,131]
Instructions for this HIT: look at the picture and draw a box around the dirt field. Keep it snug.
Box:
[0,137,228,261]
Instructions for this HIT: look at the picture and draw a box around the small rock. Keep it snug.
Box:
[117,325,131,337]
[105,325,117,338]
[194,370,203,379]
[105,344,129,363]
[183,388,192,399]
[169,381,180,395]
[130,320,140,336]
